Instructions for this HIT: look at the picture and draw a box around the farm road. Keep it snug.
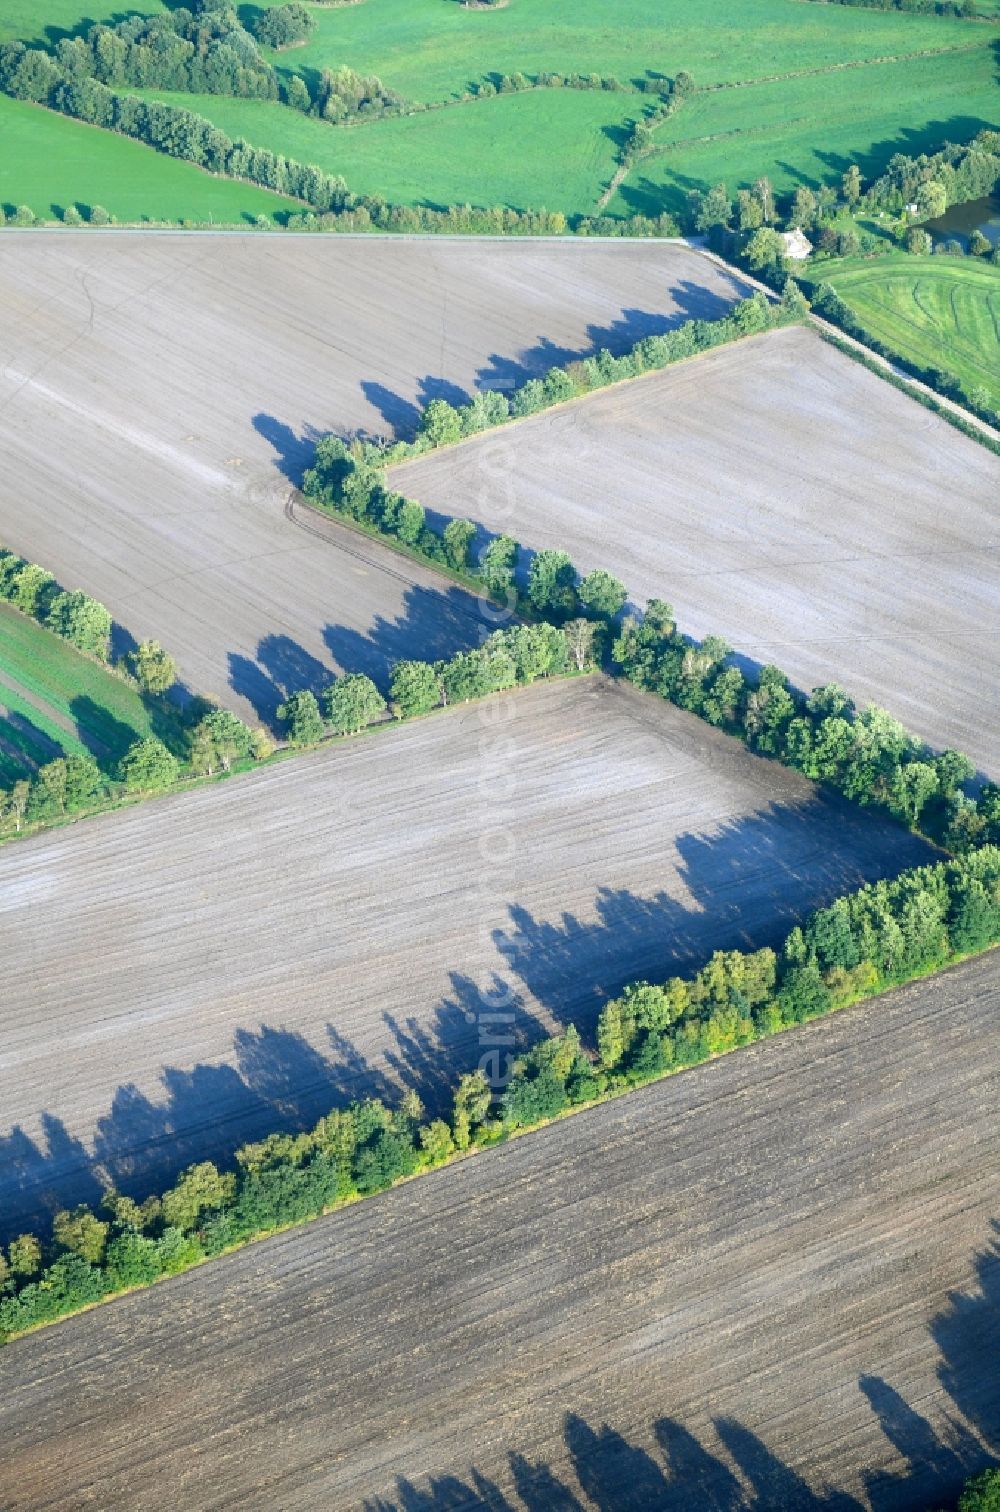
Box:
[391,325,1000,773]
[2,950,997,1511]
[0,233,750,726]
[0,678,930,1235]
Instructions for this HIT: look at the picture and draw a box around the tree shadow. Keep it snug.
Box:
[364,1226,1000,1508]
[251,412,325,486]
[322,582,484,691]
[0,1020,400,1243]
[492,793,931,1044]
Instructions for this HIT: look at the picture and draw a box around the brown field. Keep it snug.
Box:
[0,677,930,1235]
[2,950,997,1512]
[0,233,750,726]
[389,325,1000,774]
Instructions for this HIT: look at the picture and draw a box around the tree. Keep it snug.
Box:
[284,74,311,112]
[958,1469,1000,1512]
[752,175,775,224]
[64,753,103,809]
[195,709,253,772]
[527,549,579,621]
[161,1162,236,1232]
[36,759,68,814]
[53,1205,109,1264]
[743,227,787,275]
[324,673,386,735]
[45,590,112,658]
[480,534,519,604]
[841,163,862,205]
[129,639,177,694]
[118,736,179,792]
[736,188,763,232]
[578,568,626,621]
[694,182,731,233]
[780,278,809,320]
[452,1070,492,1150]
[8,1233,42,1277]
[11,563,55,617]
[252,3,314,49]
[564,618,597,673]
[419,1120,455,1165]
[4,779,30,832]
[788,185,817,230]
[420,398,463,448]
[915,180,947,220]
[389,660,440,719]
[276,690,324,746]
[906,227,933,255]
[443,518,476,573]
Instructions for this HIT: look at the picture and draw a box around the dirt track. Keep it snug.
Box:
[390,325,1000,774]
[2,950,997,1512]
[0,233,749,726]
[0,677,929,1235]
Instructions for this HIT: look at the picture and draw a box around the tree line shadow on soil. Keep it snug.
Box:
[0,795,929,1240]
[359,1230,1000,1510]
[252,281,751,473]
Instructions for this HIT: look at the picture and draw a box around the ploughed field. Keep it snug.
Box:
[3,950,997,1512]
[390,324,1000,773]
[0,232,749,727]
[0,677,930,1235]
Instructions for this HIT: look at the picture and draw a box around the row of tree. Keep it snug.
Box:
[276,622,587,744]
[1,9,279,103]
[862,131,1000,216]
[613,599,999,852]
[807,0,981,14]
[2,843,996,1342]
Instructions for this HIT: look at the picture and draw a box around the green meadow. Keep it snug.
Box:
[815,252,1000,409]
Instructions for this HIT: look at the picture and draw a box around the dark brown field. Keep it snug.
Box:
[389,325,1000,774]
[2,951,997,1512]
[0,677,930,1236]
[0,233,749,726]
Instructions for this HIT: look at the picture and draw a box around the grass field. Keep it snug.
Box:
[138,87,636,214]
[3,0,998,221]
[0,605,181,782]
[3,949,996,1510]
[0,675,930,1234]
[816,252,1000,410]
[0,97,300,225]
[610,45,1000,216]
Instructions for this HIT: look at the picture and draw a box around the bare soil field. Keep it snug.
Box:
[390,325,1000,774]
[3,950,997,1512]
[0,677,929,1235]
[0,233,749,726]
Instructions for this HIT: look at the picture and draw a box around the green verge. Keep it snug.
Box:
[1,844,997,1345]
[812,252,1000,410]
[0,604,183,770]
[0,95,301,224]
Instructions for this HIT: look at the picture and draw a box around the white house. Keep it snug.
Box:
[780,227,814,261]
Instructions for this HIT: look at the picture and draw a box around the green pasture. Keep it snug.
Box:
[3,0,999,223]
[814,252,1000,408]
[0,605,187,779]
[610,44,1000,215]
[0,96,300,224]
[272,0,989,101]
[139,86,635,213]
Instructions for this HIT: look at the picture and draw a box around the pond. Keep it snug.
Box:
[925,193,1000,249]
